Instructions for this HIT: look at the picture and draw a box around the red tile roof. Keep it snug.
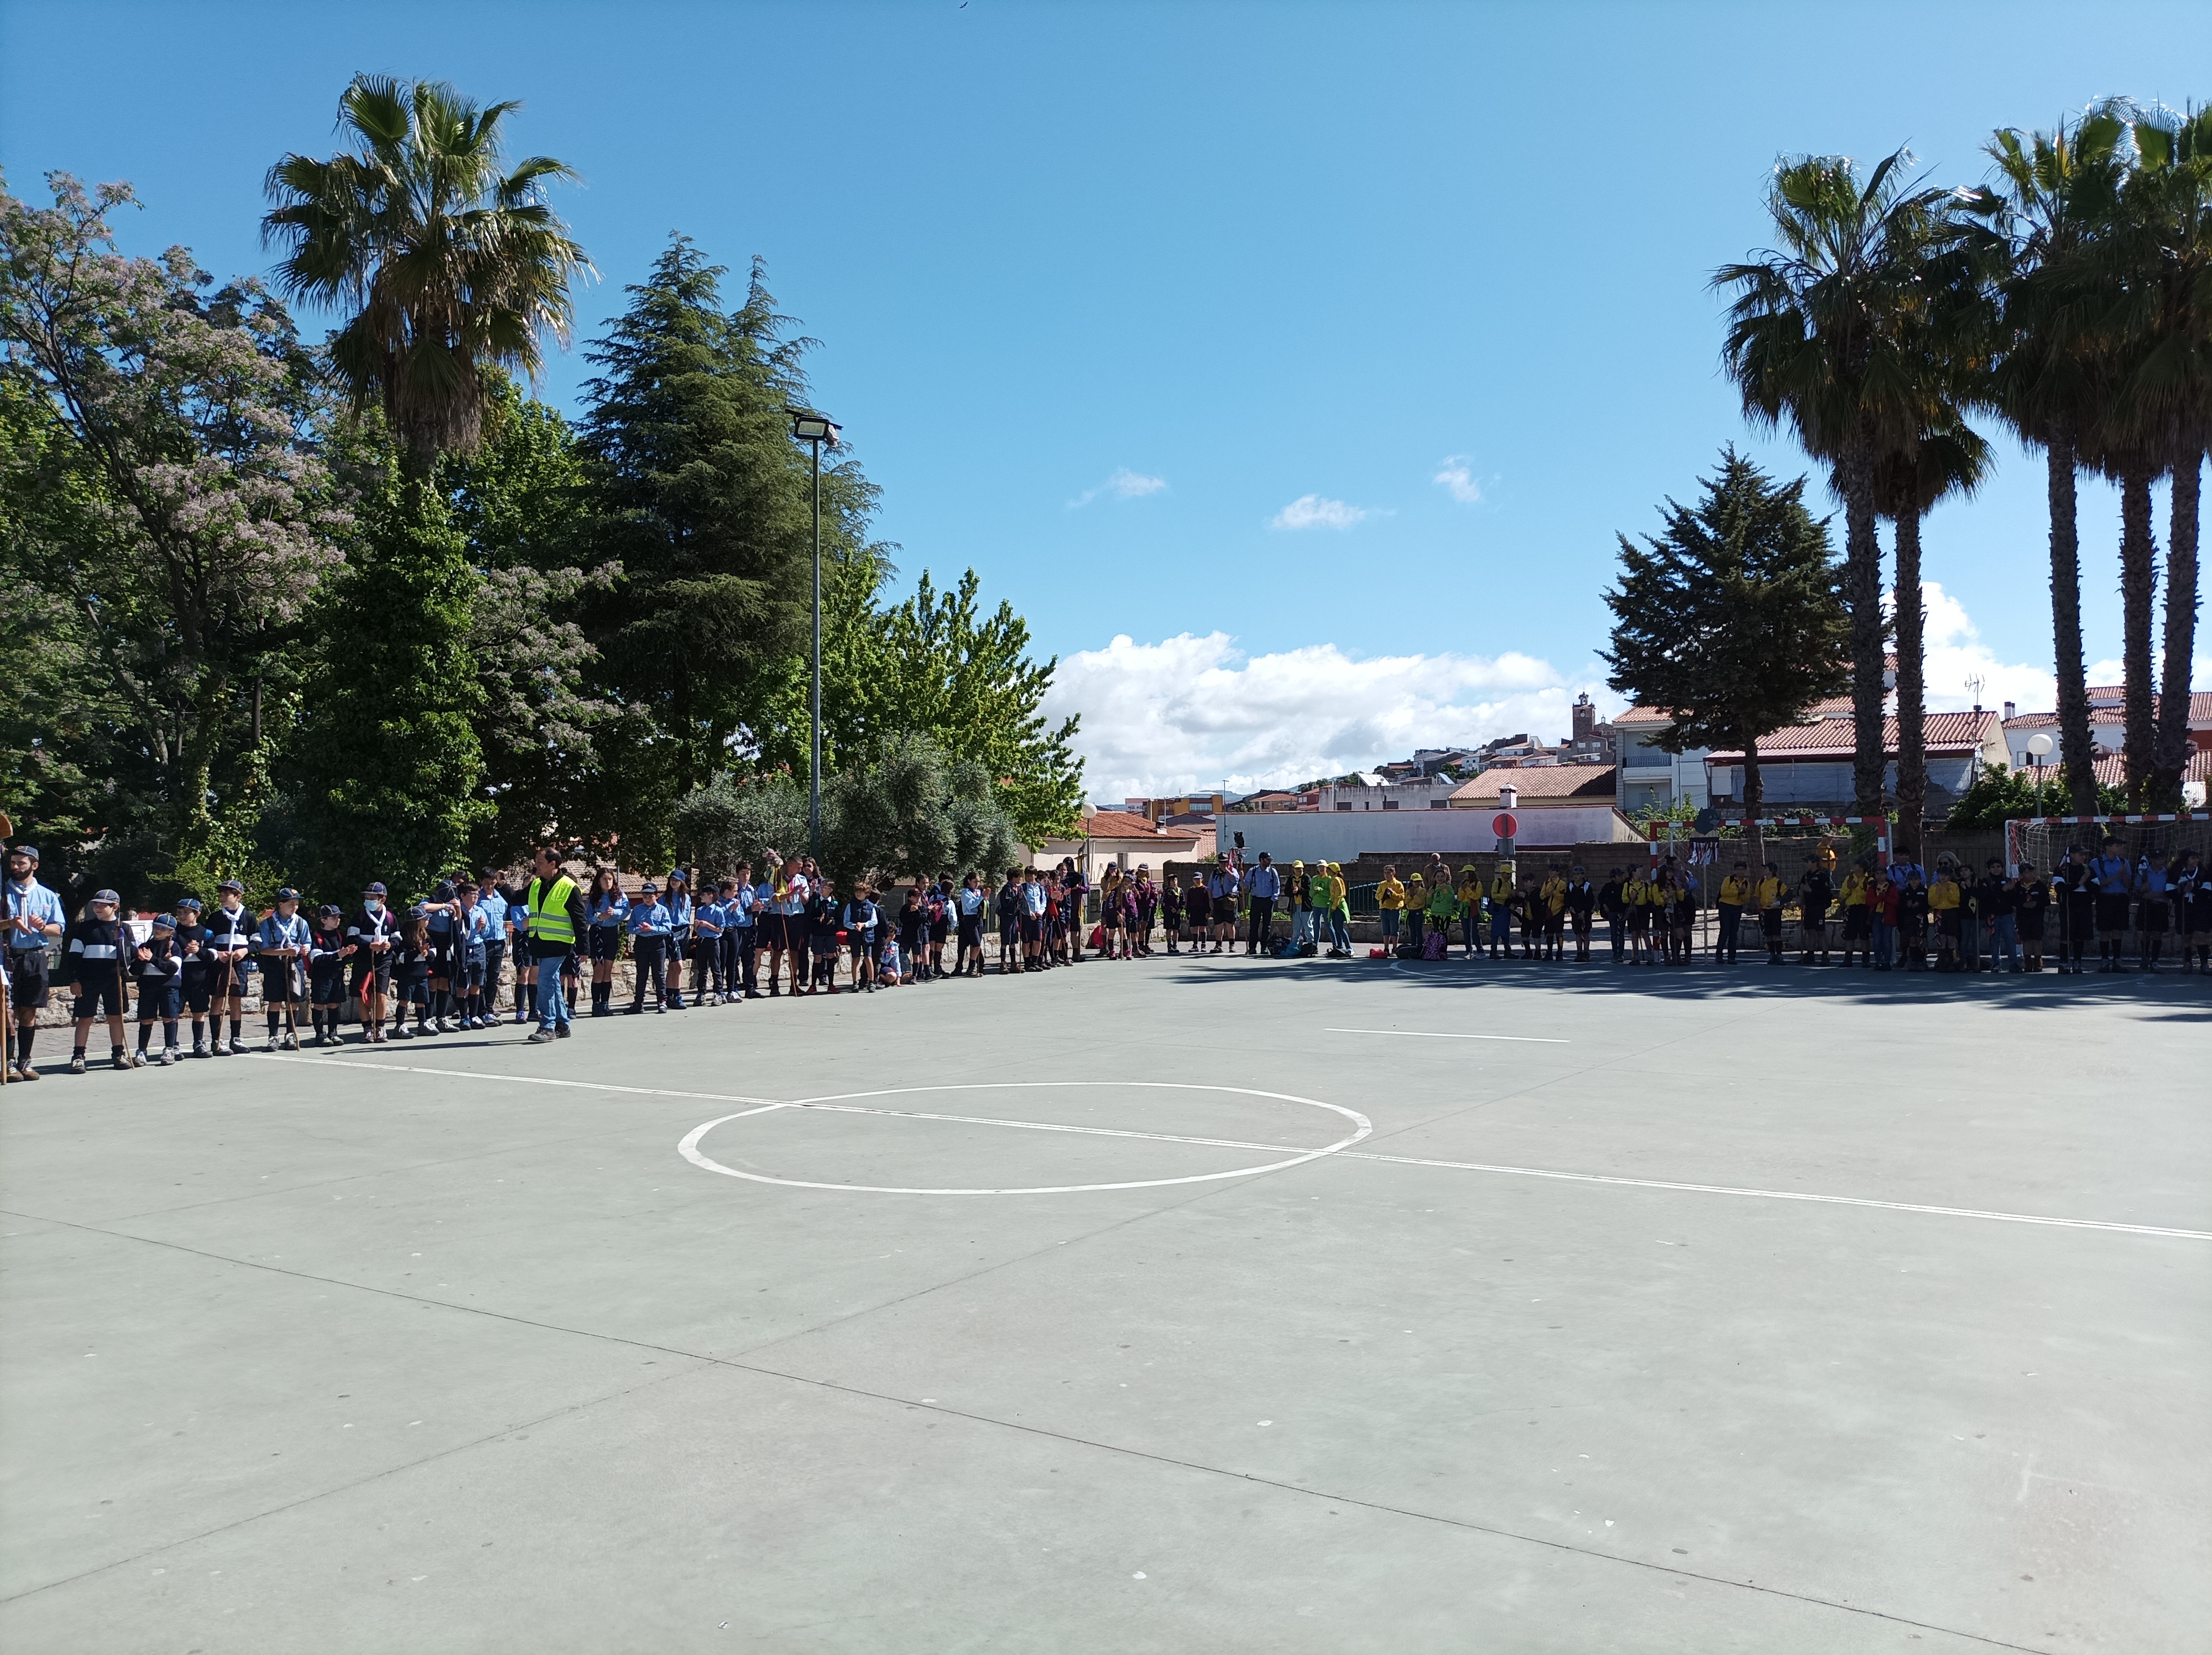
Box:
[2011,691,2212,727]
[1449,764,1618,802]
[1707,710,2000,762]
[1077,809,1201,841]
[2091,752,2212,786]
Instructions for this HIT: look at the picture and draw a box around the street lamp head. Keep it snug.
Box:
[789,409,839,444]
[2025,732,2054,758]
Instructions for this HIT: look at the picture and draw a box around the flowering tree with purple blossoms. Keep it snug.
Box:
[0,169,344,876]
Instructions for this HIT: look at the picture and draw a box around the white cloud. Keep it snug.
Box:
[1900,581,2058,712]
[1270,493,1369,531]
[1044,632,1605,801]
[1432,456,1481,504]
[1068,467,1167,509]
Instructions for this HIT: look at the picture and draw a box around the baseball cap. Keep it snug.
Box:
[276,887,300,902]
[217,878,244,893]
[433,880,457,902]
[8,844,36,862]
[666,869,687,883]
[152,913,176,931]
[318,903,342,918]
[640,880,659,894]
[408,902,430,919]
[363,881,388,897]
[176,896,202,911]
[91,888,121,904]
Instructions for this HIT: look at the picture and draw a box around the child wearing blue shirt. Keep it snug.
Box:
[691,890,726,1005]
[626,881,672,1014]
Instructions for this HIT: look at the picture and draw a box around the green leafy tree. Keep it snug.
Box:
[262,76,591,465]
[1602,449,1849,873]
[773,567,1084,846]
[1,170,342,892]
[671,768,809,879]
[819,733,1021,889]
[1716,149,1962,816]
[1945,762,2125,829]
[445,375,613,863]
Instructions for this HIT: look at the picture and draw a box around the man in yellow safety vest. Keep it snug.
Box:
[523,845,588,1044]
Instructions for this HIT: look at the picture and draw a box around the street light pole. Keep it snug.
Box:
[789,410,841,861]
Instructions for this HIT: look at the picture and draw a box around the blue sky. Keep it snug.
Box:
[5,2,2206,798]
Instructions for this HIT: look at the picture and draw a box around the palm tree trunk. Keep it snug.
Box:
[1838,444,1887,819]
[1893,500,1928,841]
[2047,435,2098,815]
[2117,462,2161,807]
[2154,446,2201,805]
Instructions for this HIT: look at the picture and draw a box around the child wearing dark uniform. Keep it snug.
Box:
[171,897,213,1055]
[389,908,433,1038]
[308,905,351,1044]
[2054,848,2095,974]
[133,912,184,1065]
[2174,850,2210,972]
[2134,854,2171,972]
[2012,866,2048,974]
[1898,871,1931,970]
[64,890,132,1072]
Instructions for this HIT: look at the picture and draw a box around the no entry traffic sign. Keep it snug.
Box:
[1492,811,1518,839]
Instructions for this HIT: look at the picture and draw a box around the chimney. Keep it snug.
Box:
[2003,700,2016,721]
[1573,693,1594,742]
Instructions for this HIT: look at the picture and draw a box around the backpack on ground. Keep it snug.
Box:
[1422,930,1447,960]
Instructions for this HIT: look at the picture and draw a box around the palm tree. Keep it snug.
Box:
[1877,417,1991,832]
[1717,150,1961,821]
[262,76,592,466]
[1979,110,2130,814]
[2122,105,2212,804]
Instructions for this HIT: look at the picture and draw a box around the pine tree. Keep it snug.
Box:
[1602,449,1849,873]
[285,467,489,903]
[575,238,842,849]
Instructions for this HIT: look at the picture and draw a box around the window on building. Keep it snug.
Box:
[1381,799,1398,810]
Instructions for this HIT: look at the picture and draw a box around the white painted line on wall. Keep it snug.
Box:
[1328,1027,1569,1044]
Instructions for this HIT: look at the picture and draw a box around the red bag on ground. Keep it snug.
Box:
[1368,946,1389,959]
[1088,925,1105,948]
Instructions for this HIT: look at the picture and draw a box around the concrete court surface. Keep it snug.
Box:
[1,955,2206,1654]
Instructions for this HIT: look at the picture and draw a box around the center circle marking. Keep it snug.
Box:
[677,1080,1372,1196]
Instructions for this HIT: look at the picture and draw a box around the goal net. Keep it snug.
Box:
[2006,816,2212,881]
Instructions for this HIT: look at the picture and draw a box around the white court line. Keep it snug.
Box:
[1330,1027,1569,1044]
[682,1082,1373,1196]
[250,1052,782,1110]
[255,1055,2210,1240]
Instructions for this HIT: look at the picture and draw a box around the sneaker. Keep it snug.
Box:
[159,1047,178,1066]
[266,1036,281,1053]
[554,1023,572,1039]
[282,1033,300,1051]
[210,1041,228,1057]
[114,1053,135,1071]
[192,1041,209,1059]
[526,1028,555,1044]
[229,1036,248,1055]
[483,1013,503,1027]
[392,1025,414,1039]
[69,1055,87,1075]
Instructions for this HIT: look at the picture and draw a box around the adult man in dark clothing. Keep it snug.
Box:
[1244,853,1280,955]
[1798,861,1833,965]
[1597,868,1626,962]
